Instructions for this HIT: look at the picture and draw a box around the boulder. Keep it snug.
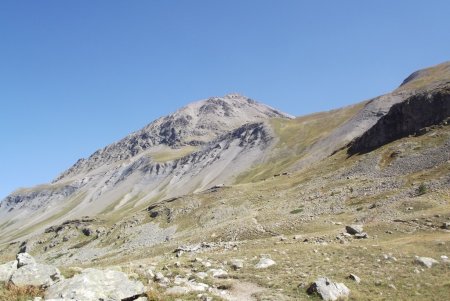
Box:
[354,232,368,239]
[307,277,350,301]
[17,252,36,268]
[208,268,228,278]
[166,286,190,295]
[348,273,361,284]
[255,258,276,269]
[0,260,17,282]
[230,259,244,270]
[442,222,450,230]
[45,268,145,301]
[415,256,439,268]
[345,225,363,235]
[10,263,63,287]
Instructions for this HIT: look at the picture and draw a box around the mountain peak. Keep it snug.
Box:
[56,94,291,180]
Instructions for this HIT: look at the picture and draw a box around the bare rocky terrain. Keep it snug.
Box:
[0,62,450,300]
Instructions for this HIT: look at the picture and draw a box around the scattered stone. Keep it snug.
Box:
[82,227,93,236]
[440,255,448,262]
[441,222,450,230]
[208,268,228,278]
[293,235,303,240]
[345,224,364,235]
[307,277,350,301]
[354,232,368,239]
[415,256,439,268]
[255,258,276,269]
[166,286,190,295]
[230,259,244,270]
[46,268,145,301]
[196,272,208,279]
[348,273,361,284]
[154,272,170,286]
[388,283,397,290]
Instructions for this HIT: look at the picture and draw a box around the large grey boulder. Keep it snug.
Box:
[0,260,17,282]
[10,263,63,287]
[17,252,36,268]
[45,268,146,301]
[307,277,350,301]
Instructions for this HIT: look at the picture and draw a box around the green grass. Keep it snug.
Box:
[149,146,198,162]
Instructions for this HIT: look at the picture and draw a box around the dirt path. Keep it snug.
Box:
[222,281,265,301]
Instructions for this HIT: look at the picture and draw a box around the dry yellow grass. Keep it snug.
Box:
[0,283,44,301]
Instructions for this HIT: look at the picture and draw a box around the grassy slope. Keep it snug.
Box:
[236,102,366,184]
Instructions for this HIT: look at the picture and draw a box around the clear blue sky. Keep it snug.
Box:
[1,1,449,199]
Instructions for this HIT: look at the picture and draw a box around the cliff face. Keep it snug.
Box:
[348,86,450,155]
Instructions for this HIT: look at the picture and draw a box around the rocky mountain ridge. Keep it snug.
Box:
[56,93,291,181]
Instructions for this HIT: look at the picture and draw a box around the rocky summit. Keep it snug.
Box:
[0,62,450,300]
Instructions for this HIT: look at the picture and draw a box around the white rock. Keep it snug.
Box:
[17,252,36,268]
[307,277,350,301]
[45,268,145,301]
[415,256,439,268]
[230,259,244,270]
[166,286,190,295]
[0,260,17,282]
[348,273,361,284]
[196,272,208,279]
[208,268,228,278]
[255,258,276,269]
[10,263,63,287]
[345,224,364,235]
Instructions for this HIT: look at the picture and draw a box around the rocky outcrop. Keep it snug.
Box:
[348,87,450,155]
[45,268,146,301]
[1,253,146,301]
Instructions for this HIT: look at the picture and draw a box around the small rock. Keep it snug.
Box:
[354,232,368,239]
[196,272,208,279]
[82,228,93,236]
[166,286,190,295]
[230,259,244,270]
[388,283,397,290]
[208,268,228,278]
[346,224,364,235]
[307,277,350,301]
[441,222,450,230]
[415,256,439,268]
[348,273,361,283]
[255,258,276,269]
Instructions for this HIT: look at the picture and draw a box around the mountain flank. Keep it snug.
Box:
[0,61,450,300]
